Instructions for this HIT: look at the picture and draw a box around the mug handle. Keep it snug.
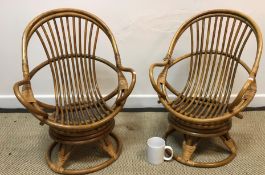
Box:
[164,146,173,161]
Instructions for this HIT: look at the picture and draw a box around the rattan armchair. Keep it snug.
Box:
[13,8,136,174]
[149,9,262,167]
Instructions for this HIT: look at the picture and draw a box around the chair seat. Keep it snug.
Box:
[170,96,230,119]
[49,102,114,126]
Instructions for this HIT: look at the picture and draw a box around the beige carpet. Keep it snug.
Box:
[0,111,265,174]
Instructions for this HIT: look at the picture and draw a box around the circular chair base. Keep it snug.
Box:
[164,128,237,168]
[45,132,122,174]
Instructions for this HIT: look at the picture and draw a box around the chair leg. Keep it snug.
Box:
[99,136,118,159]
[181,135,198,162]
[220,133,237,154]
[57,143,74,168]
[46,142,72,173]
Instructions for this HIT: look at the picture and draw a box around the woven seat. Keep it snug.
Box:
[14,8,136,174]
[171,96,229,118]
[50,102,113,126]
[150,9,262,167]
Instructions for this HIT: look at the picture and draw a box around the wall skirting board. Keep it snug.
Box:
[1,94,265,108]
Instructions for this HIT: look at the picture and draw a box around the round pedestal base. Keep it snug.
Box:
[164,128,237,168]
[46,132,122,174]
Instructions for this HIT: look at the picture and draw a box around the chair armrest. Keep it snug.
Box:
[116,66,136,105]
[229,77,257,117]
[13,80,48,118]
[149,61,169,99]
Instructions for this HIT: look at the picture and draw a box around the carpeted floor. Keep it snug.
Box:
[0,111,265,174]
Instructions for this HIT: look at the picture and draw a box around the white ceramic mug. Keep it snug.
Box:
[147,137,173,165]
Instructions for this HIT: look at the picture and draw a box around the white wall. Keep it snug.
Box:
[1,0,265,108]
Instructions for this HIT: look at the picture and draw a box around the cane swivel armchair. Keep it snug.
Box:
[14,8,136,174]
[149,9,262,167]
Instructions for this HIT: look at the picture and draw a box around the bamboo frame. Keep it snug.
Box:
[13,8,136,174]
[149,9,262,167]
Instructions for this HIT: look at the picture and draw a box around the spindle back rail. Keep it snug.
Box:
[15,8,136,130]
[151,9,262,123]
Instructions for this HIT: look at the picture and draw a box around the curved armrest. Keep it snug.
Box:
[13,80,48,118]
[149,61,169,99]
[229,77,256,116]
[116,66,136,105]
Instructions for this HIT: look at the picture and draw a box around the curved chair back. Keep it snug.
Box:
[21,8,125,122]
[165,10,262,114]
